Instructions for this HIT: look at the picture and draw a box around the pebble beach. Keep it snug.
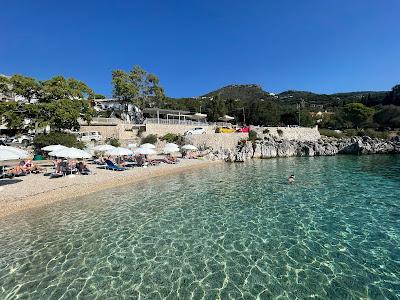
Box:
[0,159,219,218]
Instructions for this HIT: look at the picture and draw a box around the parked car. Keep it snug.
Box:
[184,127,206,135]
[215,126,236,133]
[11,135,33,146]
[77,131,103,142]
[236,126,251,133]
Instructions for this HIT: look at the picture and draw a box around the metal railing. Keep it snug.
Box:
[143,118,232,127]
[80,117,125,125]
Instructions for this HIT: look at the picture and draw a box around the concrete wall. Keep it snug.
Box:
[144,123,215,137]
[185,133,248,150]
[80,124,139,142]
[253,126,321,142]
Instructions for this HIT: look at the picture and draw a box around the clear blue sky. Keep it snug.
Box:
[1,0,399,97]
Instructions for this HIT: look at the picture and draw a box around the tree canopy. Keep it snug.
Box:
[112,65,165,108]
[342,103,375,128]
[0,74,94,103]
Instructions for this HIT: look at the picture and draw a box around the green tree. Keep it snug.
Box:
[0,102,26,130]
[10,74,41,102]
[0,75,11,97]
[280,112,298,125]
[40,76,94,102]
[33,132,84,149]
[373,105,400,128]
[48,99,94,131]
[206,95,227,121]
[112,65,165,108]
[299,111,315,127]
[343,103,375,128]
[383,84,400,106]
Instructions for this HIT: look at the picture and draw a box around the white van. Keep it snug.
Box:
[77,131,102,142]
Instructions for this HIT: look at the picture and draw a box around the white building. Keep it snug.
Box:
[91,98,142,123]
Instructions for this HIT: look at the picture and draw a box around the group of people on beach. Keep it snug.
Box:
[52,159,91,175]
[7,159,42,176]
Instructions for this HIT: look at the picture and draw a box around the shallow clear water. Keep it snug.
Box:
[0,155,400,299]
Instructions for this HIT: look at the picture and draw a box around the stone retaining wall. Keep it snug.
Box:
[185,133,248,150]
[254,126,320,141]
[144,123,215,137]
[80,124,138,141]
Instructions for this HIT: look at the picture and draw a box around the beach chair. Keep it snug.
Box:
[105,159,125,171]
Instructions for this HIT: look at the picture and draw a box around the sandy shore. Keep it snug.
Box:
[0,159,220,218]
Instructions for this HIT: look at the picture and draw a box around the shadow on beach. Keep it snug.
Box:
[0,179,23,186]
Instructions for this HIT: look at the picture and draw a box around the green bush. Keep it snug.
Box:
[357,129,389,139]
[344,129,357,137]
[263,128,270,134]
[141,134,157,144]
[106,137,121,147]
[137,126,146,137]
[277,129,283,137]
[33,132,84,149]
[344,128,389,139]
[161,133,183,144]
[248,130,258,142]
[319,129,344,138]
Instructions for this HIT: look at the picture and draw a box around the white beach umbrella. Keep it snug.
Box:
[134,147,157,155]
[190,113,207,121]
[0,146,29,159]
[218,115,235,122]
[0,149,21,161]
[140,143,156,149]
[93,144,115,151]
[163,146,180,154]
[127,143,137,148]
[105,147,133,156]
[41,144,68,152]
[181,144,198,151]
[165,143,179,148]
[49,147,92,159]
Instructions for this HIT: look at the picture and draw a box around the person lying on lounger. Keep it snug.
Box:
[76,161,91,175]
[7,162,28,176]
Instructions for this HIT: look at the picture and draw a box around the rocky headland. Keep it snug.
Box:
[206,135,400,162]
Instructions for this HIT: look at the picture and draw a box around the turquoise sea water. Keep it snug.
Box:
[0,155,399,299]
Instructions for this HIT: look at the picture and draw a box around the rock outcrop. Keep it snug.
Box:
[208,135,400,162]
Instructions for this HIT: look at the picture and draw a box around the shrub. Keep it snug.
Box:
[106,137,121,147]
[33,132,84,149]
[263,128,270,134]
[161,133,183,144]
[137,126,146,137]
[344,129,357,137]
[357,129,389,139]
[141,134,157,144]
[277,129,283,137]
[248,130,258,142]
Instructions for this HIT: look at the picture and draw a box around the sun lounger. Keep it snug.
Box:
[105,159,125,171]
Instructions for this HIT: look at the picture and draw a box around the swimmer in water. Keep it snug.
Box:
[288,174,295,183]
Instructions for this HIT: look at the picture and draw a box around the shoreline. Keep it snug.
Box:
[0,159,221,218]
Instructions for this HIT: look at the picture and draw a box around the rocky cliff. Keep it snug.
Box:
[205,136,400,162]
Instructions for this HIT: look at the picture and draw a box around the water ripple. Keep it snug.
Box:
[0,155,400,299]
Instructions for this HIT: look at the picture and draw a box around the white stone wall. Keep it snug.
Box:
[185,133,248,150]
[144,124,215,137]
[253,126,320,142]
[80,124,138,141]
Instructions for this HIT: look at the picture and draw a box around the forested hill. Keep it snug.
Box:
[202,84,274,102]
[198,84,390,108]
